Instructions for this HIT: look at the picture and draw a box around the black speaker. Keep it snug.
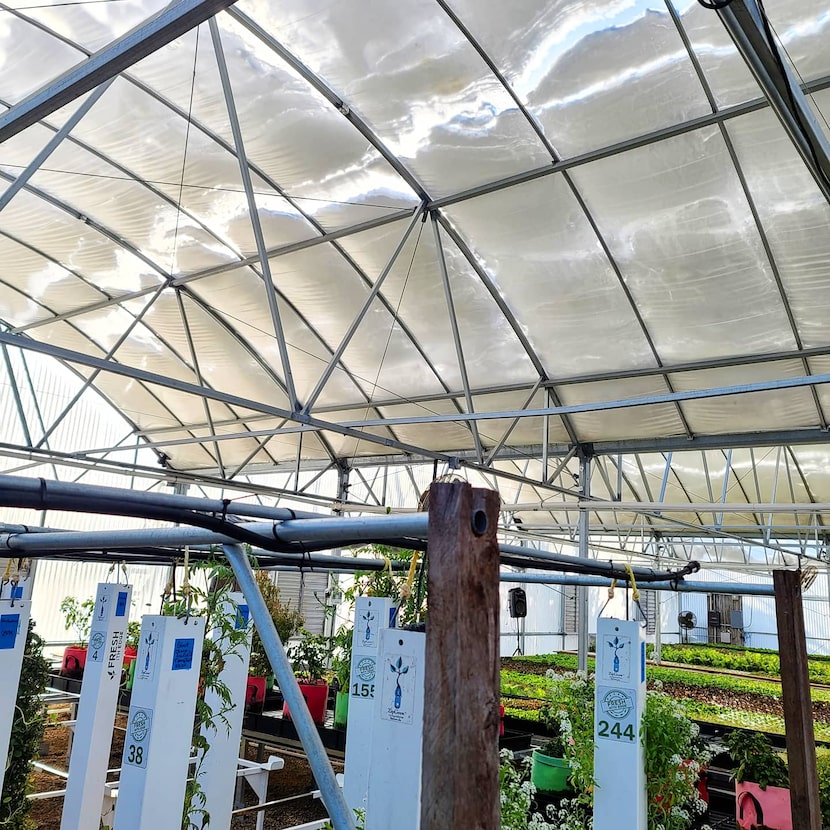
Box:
[508,587,527,618]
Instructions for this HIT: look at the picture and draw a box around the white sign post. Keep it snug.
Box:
[193,593,252,830]
[343,596,396,814]
[113,615,205,830]
[0,598,31,795]
[593,617,647,830]
[365,628,425,830]
[61,582,133,830]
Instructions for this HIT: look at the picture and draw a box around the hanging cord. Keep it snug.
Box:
[624,562,647,625]
[6,558,20,606]
[399,551,420,600]
[598,570,617,618]
[182,545,192,620]
[413,549,427,623]
[121,561,129,586]
[1,558,11,598]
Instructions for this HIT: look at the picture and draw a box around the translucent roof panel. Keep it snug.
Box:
[4,0,830,538]
[444,175,657,376]
[252,0,553,196]
[508,0,712,157]
[568,125,797,362]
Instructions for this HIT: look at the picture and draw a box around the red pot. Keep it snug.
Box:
[283,680,329,725]
[61,645,87,679]
[736,781,792,830]
[246,676,267,710]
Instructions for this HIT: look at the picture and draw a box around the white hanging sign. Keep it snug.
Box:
[61,583,132,830]
[593,617,647,830]
[0,599,31,797]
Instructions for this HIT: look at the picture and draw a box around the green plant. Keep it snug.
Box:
[499,749,558,830]
[125,620,141,650]
[1,620,50,830]
[59,596,94,646]
[248,649,272,678]
[816,751,830,827]
[723,730,789,789]
[642,689,711,830]
[163,559,252,830]
[541,671,595,803]
[537,672,711,830]
[331,623,353,691]
[322,808,366,830]
[287,630,331,682]
[249,570,303,677]
[343,544,426,627]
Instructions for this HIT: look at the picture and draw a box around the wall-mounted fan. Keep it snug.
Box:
[677,610,697,642]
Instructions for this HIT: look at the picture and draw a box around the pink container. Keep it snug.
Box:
[736,781,792,830]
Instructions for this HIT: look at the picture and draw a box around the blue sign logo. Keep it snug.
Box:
[0,614,19,650]
[172,637,195,671]
[115,591,128,617]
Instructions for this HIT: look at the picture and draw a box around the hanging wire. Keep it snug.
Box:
[169,25,201,277]
[348,220,424,467]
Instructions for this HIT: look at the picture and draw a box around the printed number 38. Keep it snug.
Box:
[127,744,144,765]
[597,720,635,741]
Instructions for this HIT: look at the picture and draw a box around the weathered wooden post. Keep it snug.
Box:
[421,481,501,830]
[773,569,821,830]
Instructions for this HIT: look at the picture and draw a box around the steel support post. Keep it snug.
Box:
[577,454,591,673]
[221,544,355,830]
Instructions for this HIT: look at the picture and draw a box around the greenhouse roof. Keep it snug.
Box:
[2,0,830,544]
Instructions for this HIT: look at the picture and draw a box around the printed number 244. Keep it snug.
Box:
[597,720,635,741]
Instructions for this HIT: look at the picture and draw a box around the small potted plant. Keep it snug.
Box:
[246,649,271,711]
[284,630,330,725]
[725,730,791,830]
[247,571,304,706]
[123,620,141,689]
[59,596,94,679]
[530,725,570,794]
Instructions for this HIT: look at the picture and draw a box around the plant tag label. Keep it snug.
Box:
[0,613,19,649]
[358,607,380,647]
[600,632,631,682]
[235,604,250,629]
[94,592,109,624]
[88,629,107,662]
[171,637,195,671]
[115,591,128,617]
[380,653,417,725]
[125,706,152,768]
[137,628,159,682]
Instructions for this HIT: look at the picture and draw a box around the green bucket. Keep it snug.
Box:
[334,690,349,729]
[531,750,570,793]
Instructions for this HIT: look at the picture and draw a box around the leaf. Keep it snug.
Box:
[401,666,409,674]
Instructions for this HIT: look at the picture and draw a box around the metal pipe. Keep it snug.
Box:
[499,543,690,582]
[221,544,354,830]
[1,518,695,581]
[0,473,322,521]
[502,572,777,596]
[579,501,830,513]
[0,513,428,551]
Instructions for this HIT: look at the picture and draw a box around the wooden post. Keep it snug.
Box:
[773,569,821,830]
[421,481,501,830]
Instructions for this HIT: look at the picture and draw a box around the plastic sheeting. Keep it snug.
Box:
[2,0,830,536]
